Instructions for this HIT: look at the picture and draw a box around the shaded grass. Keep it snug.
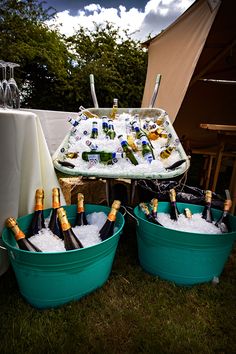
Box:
[0,216,236,354]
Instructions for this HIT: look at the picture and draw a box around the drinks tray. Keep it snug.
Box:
[52,108,190,179]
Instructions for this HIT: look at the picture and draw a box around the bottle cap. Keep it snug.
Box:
[112,200,121,210]
[5,217,17,228]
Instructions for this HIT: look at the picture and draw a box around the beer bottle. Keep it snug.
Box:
[169,188,180,221]
[6,217,42,252]
[202,190,213,223]
[118,135,139,165]
[65,152,78,159]
[110,98,118,119]
[28,188,46,237]
[150,198,158,219]
[139,202,163,226]
[99,200,121,241]
[90,121,98,139]
[82,151,125,165]
[102,116,109,133]
[141,136,154,163]
[75,193,88,226]
[48,188,63,239]
[215,196,232,233]
[57,207,84,250]
[160,139,180,159]
[106,120,116,140]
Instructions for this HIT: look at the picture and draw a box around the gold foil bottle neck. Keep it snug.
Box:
[35,188,44,199]
[184,208,192,219]
[5,217,17,229]
[111,200,121,211]
[205,190,212,203]
[57,207,70,231]
[77,193,85,212]
[224,199,232,212]
[169,188,176,202]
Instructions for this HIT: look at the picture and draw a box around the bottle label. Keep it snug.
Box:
[88,154,100,162]
[143,152,153,163]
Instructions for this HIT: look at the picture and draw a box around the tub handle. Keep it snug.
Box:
[0,245,7,251]
[120,205,139,226]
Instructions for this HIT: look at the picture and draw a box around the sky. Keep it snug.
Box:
[43,0,195,41]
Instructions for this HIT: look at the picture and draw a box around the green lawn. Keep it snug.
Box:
[1,216,236,354]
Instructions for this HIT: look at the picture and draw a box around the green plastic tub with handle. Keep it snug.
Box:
[2,204,125,309]
[134,202,236,286]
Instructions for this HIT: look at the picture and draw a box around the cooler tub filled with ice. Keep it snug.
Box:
[2,204,125,309]
[134,202,236,286]
[52,108,190,179]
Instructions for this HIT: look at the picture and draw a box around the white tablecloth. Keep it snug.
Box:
[0,109,65,274]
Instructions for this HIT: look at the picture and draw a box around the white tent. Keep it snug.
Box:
[142,0,236,148]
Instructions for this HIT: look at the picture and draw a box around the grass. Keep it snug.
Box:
[1,215,236,354]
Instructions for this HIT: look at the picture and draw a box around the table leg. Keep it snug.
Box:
[211,140,224,192]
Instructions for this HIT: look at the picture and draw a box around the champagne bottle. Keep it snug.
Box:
[90,121,98,139]
[57,207,84,250]
[202,190,213,223]
[110,98,118,119]
[82,151,125,164]
[106,120,116,140]
[118,135,139,165]
[141,136,154,163]
[48,188,63,239]
[75,193,88,226]
[184,208,192,219]
[215,196,232,233]
[28,188,46,237]
[99,200,121,241]
[6,217,42,252]
[139,202,163,226]
[169,188,180,221]
[150,198,158,219]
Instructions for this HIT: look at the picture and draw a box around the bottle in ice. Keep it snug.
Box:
[215,195,232,233]
[82,151,125,165]
[106,120,116,140]
[202,190,213,223]
[150,198,158,219]
[75,193,88,226]
[169,188,180,221]
[160,139,180,159]
[28,188,46,237]
[48,187,63,239]
[99,200,121,241]
[141,136,154,163]
[79,105,99,119]
[102,116,109,133]
[184,208,192,219]
[6,217,42,252]
[90,121,98,139]
[118,135,139,165]
[57,207,84,250]
[139,202,163,226]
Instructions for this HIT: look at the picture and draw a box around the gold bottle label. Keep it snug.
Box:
[184,208,192,219]
[57,208,71,231]
[107,200,121,221]
[6,218,25,241]
[151,198,158,212]
[205,190,212,203]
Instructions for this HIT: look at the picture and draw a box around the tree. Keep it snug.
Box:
[0,0,74,110]
[66,23,148,109]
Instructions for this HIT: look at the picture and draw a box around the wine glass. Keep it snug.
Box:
[0,60,12,108]
[6,62,20,109]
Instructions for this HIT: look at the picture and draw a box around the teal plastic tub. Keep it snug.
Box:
[2,204,125,309]
[134,202,236,286]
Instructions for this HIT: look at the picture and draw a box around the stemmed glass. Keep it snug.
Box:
[7,62,20,109]
[0,60,12,108]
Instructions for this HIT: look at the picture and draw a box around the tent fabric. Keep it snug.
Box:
[141,0,220,123]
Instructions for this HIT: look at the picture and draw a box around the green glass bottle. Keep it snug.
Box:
[102,116,109,133]
[106,120,116,140]
[99,200,121,241]
[141,136,154,163]
[6,217,42,252]
[82,151,125,165]
[118,135,139,166]
[90,121,98,139]
[57,207,84,250]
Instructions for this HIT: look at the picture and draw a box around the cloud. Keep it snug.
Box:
[47,0,195,41]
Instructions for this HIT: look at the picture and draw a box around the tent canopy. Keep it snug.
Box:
[142,0,236,148]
